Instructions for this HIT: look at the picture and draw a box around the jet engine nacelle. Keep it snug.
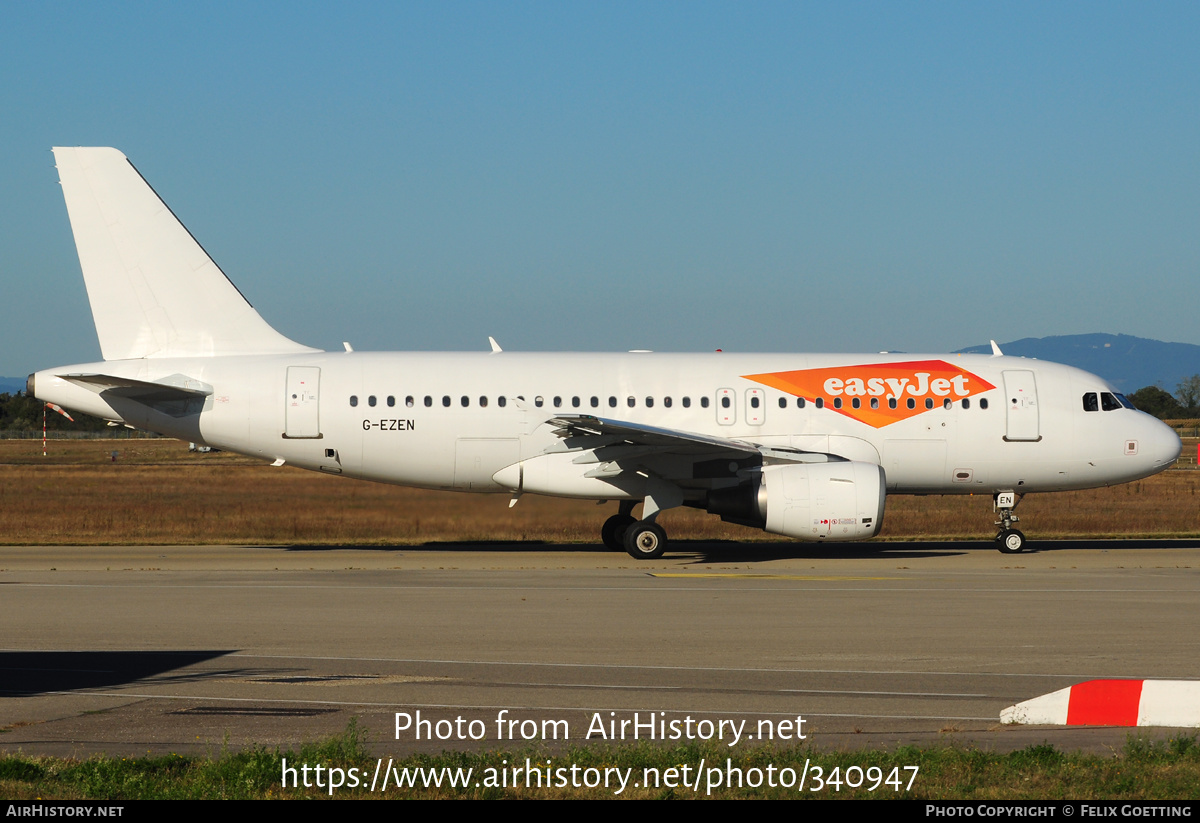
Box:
[706,461,886,542]
[761,461,885,541]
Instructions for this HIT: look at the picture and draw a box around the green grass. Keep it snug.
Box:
[3,722,1200,799]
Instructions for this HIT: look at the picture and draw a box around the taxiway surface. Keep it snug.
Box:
[2,541,1198,757]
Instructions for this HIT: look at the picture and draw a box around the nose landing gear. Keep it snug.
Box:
[994,491,1026,553]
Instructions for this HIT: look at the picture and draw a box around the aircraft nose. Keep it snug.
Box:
[1142,416,1182,469]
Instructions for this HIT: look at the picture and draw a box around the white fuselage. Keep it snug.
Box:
[33,350,1182,501]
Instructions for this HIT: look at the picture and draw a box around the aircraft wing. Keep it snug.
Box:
[546,414,760,456]
[543,414,837,484]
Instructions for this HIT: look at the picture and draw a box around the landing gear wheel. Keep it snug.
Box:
[601,514,636,551]
[997,529,1026,554]
[624,520,668,560]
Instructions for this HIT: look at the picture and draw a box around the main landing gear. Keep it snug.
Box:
[601,501,637,552]
[623,520,667,560]
[601,501,670,560]
[994,491,1026,553]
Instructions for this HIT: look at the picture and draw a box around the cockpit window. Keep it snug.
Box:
[1082,392,1098,412]
[1115,393,1135,410]
[1101,392,1122,411]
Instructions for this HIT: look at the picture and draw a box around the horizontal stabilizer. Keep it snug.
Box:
[61,372,212,399]
[53,147,320,360]
[61,372,212,417]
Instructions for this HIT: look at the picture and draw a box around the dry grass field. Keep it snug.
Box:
[1,438,1197,545]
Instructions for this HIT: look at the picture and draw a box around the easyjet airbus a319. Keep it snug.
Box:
[30,148,1182,557]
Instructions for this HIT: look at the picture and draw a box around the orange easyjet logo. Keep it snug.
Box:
[743,360,996,428]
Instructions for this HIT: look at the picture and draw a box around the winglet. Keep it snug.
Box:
[990,340,1004,357]
[489,336,503,353]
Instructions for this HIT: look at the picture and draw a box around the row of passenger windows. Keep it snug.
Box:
[348,393,991,411]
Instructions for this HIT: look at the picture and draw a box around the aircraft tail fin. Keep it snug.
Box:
[52,147,320,360]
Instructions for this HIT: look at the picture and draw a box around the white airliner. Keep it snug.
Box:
[29,147,1182,558]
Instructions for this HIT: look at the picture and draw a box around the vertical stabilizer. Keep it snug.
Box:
[52,147,320,360]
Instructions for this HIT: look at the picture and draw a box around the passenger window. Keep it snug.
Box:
[590,396,598,408]
[815,397,824,409]
[349,395,358,407]
[888,398,897,410]
[405,396,414,408]
[572,396,580,408]
[906,398,916,409]
[479,396,488,408]
[871,398,879,409]
[833,397,843,409]
[925,398,934,409]
[645,397,654,408]
[851,398,860,409]
[627,396,636,408]
[442,396,451,407]
[424,396,432,407]
[943,398,951,409]
[461,396,469,407]
[701,397,710,408]
[750,396,760,408]
[980,398,988,410]
[779,397,787,409]
[387,396,395,407]
[664,397,672,408]
[498,396,507,408]
[553,396,562,408]
[368,395,377,407]
[962,398,970,409]
[721,397,730,408]
[609,396,617,408]
[535,396,544,408]
[683,397,691,408]
[797,398,805,408]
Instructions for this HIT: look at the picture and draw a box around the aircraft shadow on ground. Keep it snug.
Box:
[0,650,247,697]
[275,540,963,559]
[275,537,1200,561]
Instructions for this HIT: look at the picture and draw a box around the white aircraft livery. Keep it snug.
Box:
[30,147,1182,558]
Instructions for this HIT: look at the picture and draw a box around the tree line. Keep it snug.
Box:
[1128,375,1200,420]
[0,392,111,432]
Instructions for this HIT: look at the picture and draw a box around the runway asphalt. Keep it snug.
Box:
[2,540,1198,758]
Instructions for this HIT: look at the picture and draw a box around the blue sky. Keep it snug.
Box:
[2,2,1197,376]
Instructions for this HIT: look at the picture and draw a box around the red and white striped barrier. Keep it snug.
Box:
[1001,680,1200,727]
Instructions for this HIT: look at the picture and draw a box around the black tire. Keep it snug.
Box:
[624,520,667,560]
[997,529,1026,554]
[601,513,636,551]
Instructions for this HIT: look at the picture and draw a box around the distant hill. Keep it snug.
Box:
[0,377,26,395]
[954,334,1200,394]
